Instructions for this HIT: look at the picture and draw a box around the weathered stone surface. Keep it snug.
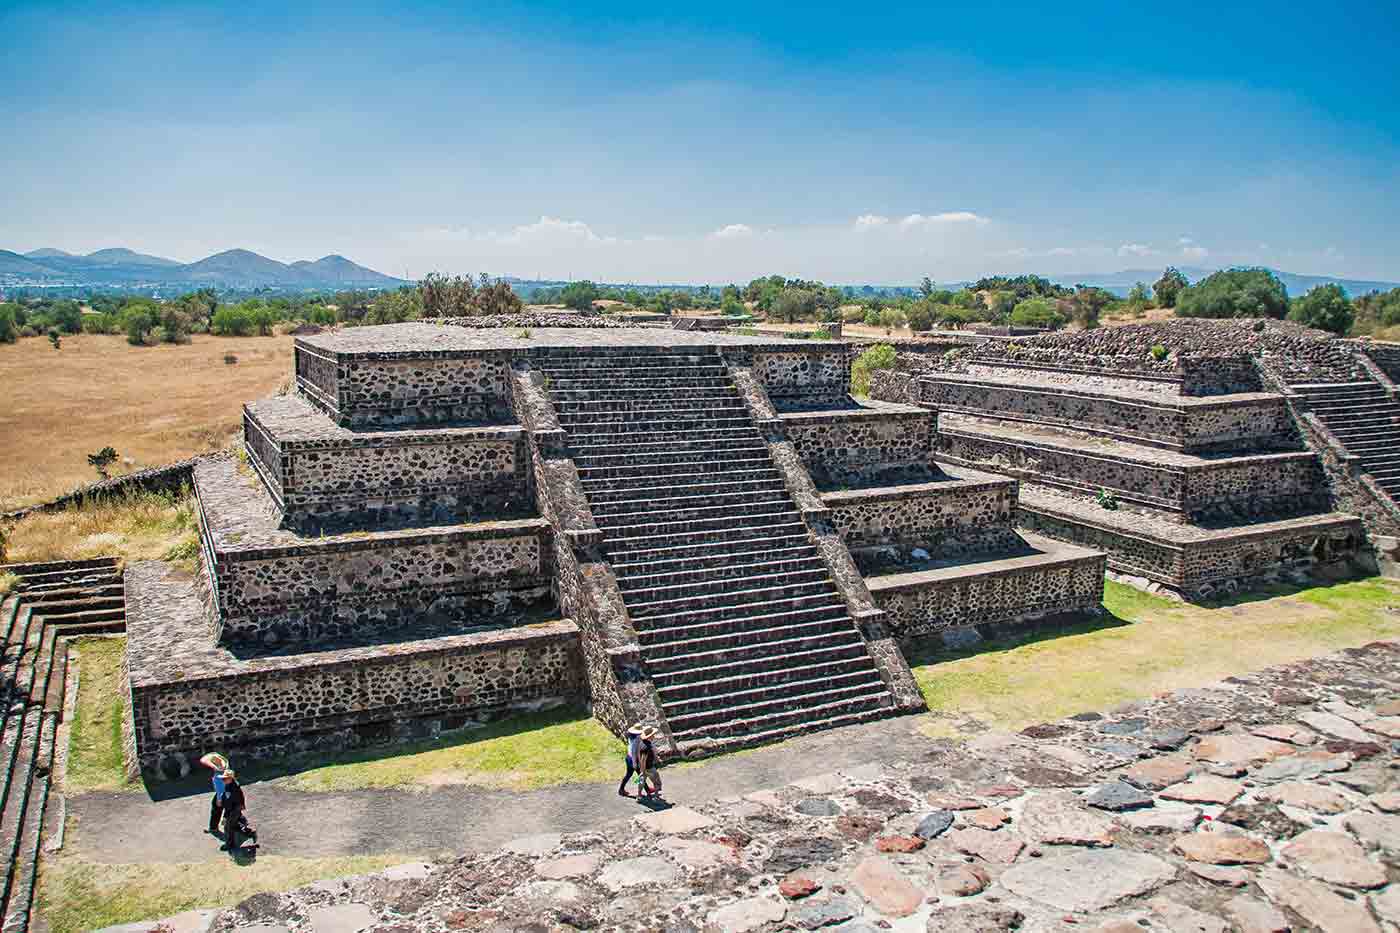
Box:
[1121,755,1194,790]
[1371,884,1400,927]
[1085,781,1154,811]
[1251,722,1317,745]
[1159,775,1244,805]
[762,836,842,875]
[1376,699,1400,716]
[95,909,221,933]
[1370,790,1400,813]
[1148,896,1228,933]
[1186,863,1251,886]
[915,811,955,839]
[948,827,1026,864]
[999,849,1176,912]
[875,835,925,853]
[778,874,821,899]
[835,813,884,842]
[1172,831,1271,865]
[1362,715,1400,738]
[536,853,601,880]
[1281,830,1388,888]
[965,807,1010,830]
[850,856,923,917]
[657,837,736,870]
[1216,800,1310,838]
[1251,748,1354,782]
[1194,733,1297,768]
[1145,727,1191,750]
[1299,710,1375,742]
[635,806,715,835]
[1256,867,1383,933]
[925,794,982,810]
[790,896,858,930]
[795,798,842,817]
[306,904,378,933]
[938,864,990,897]
[924,904,1024,932]
[503,833,562,856]
[1223,895,1291,933]
[706,896,786,933]
[1117,804,1201,834]
[598,856,680,892]
[1344,813,1400,857]
[1259,780,1353,813]
[1018,792,1115,846]
[792,773,847,795]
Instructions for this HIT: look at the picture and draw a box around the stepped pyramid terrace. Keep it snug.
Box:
[120,321,1106,778]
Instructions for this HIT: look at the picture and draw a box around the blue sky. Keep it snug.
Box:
[3,0,1398,283]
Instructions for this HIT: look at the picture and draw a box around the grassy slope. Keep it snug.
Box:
[65,637,137,793]
[2,489,198,567]
[911,578,1400,735]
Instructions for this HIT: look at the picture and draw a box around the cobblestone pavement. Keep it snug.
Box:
[99,637,1400,932]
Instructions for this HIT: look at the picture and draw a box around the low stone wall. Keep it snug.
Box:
[2,457,199,523]
[743,347,851,410]
[937,428,1325,521]
[823,478,1014,550]
[919,375,1295,453]
[781,405,937,486]
[124,562,583,780]
[867,543,1105,643]
[295,341,515,427]
[1017,494,1368,599]
[958,361,1185,398]
[243,400,533,528]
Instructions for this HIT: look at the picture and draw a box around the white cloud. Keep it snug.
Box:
[1178,236,1194,246]
[1181,245,1209,260]
[854,214,890,229]
[1004,247,1033,258]
[1117,243,1153,257]
[899,211,989,228]
[494,215,612,245]
[710,223,754,239]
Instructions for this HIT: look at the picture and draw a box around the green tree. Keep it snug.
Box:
[1175,268,1288,319]
[905,300,935,333]
[122,305,159,344]
[1069,286,1112,329]
[210,306,254,336]
[988,290,1017,321]
[918,276,935,299]
[1127,282,1151,310]
[87,446,118,479]
[1010,297,1066,329]
[1152,267,1189,308]
[1354,288,1400,330]
[0,304,17,343]
[1288,283,1354,335]
[560,280,601,312]
[851,343,897,396]
[772,288,819,323]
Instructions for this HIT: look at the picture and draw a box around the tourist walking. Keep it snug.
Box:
[198,752,229,836]
[637,726,662,798]
[219,770,249,854]
[618,724,644,796]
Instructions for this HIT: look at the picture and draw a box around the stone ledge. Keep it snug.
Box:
[865,534,1104,592]
[777,399,932,424]
[922,371,1284,409]
[246,395,526,449]
[820,471,1014,509]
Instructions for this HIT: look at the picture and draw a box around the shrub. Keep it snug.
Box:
[905,301,934,333]
[1153,267,1188,308]
[86,446,118,479]
[0,304,17,343]
[1150,343,1169,361]
[1288,283,1354,335]
[1010,297,1066,330]
[122,305,157,345]
[223,353,239,365]
[878,308,906,333]
[211,306,255,336]
[721,296,747,316]
[1096,487,1119,510]
[863,310,880,327]
[48,329,62,350]
[81,313,117,334]
[1176,268,1288,319]
[851,343,898,397]
[19,325,38,338]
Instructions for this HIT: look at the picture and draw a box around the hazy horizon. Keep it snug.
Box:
[5,1,1398,284]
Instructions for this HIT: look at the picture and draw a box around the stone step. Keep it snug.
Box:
[643,612,861,667]
[634,588,846,631]
[574,437,774,461]
[1347,441,1400,454]
[603,516,808,549]
[585,476,788,506]
[663,669,887,722]
[544,375,735,391]
[14,574,122,595]
[1328,427,1400,441]
[0,602,18,653]
[672,705,895,755]
[639,609,856,655]
[45,616,126,637]
[668,690,892,745]
[574,449,773,474]
[607,532,815,567]
[615,550,822,589]
[593,497,798,529]
[17,582,124,604]
[537,360,729,375]
[557,404,749,426]
[579,463,780,488]
[1308,402,1396,416]
[626,576,837,619]
[566,419,759,441]
[27,596,124,618]
[655,653,883,704]
[665,679,889,734]
[0,711,43,910]
[0,557,118,576]
[549,386,739,402]
[539,368,732,385]
[593,489,793,521]
[0,712,54,933]
[553,397,749,416]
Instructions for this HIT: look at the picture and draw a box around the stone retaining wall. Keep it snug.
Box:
[919,375,1295,453]
[937,429,1325,521]
[781,407,937,486]
[823,480,1014,549]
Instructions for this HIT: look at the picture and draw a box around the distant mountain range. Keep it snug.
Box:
[0,247,406,289]
[1052,267,1400,299]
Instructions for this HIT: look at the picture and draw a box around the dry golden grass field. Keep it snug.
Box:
[0,333,294,511]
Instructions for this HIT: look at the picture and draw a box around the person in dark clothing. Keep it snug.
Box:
[199,752,228,836]
[219,770,248,853]
[618,724,644,797]
[636,727,662,798]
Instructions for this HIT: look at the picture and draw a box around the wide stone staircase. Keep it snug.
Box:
[538,349,899,751]
[0,556,124,933]
[1293,381,1400,499]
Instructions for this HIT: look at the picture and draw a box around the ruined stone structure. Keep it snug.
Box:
[872,319,1389,599]
[123,322,1104,778]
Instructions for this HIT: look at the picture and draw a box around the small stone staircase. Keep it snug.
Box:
[538,349,898,752]
[1293,382,1400,499]
[0,556,125,933]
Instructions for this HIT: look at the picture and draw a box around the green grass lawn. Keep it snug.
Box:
[910,577,1400,735]
[65,637,138,793]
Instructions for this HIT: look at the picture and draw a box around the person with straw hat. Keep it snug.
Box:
[198,752,229,837]
[618,723,644,797]
[636,726,662,798]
